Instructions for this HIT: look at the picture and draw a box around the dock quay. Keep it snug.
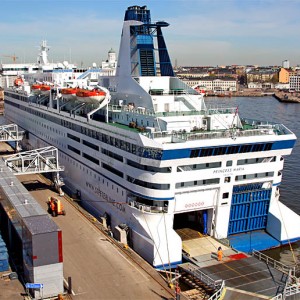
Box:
[273,91,300,103]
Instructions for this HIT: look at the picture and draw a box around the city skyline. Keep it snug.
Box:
[1,0,299,67]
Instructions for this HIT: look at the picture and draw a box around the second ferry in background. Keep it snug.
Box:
[4,5,300,269]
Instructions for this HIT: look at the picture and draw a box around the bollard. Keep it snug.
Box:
[68,276,72,294]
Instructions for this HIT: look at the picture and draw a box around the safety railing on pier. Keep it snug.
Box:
[178,263,223,291]
[252,250,296,276]
[253,250,300,299]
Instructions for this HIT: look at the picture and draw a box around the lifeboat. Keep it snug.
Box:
[195,87,206,96]
[75,88,106,104]
[14,77,24,87]
[61,87,79,100]
[31,83,42,94]
[40,84,51,95]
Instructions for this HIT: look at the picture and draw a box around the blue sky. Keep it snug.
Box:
[0,0,299,67]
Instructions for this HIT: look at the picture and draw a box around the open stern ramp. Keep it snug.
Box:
[3,146,64,175]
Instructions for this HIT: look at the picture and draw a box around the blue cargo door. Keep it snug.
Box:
[228,183,272,235]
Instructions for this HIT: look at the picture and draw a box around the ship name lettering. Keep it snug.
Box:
[213,168,232,174]
[185,202,205,208]
[112,201,125,213]
[213,167,245,174]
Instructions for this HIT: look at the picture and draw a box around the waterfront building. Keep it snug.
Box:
[278,68,296,84]
[193,77,237,92]
[246,69,278,84]
[289,72,300,91]
[247,82,275,89]
[275,83,290,90]
[176,69,210,79]
[282,60,290,69]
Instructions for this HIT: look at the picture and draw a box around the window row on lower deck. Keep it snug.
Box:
[190,143,273,158]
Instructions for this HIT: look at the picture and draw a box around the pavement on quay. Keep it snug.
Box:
[18,172,174,300]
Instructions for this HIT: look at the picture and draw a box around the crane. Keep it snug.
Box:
[1,54,18,62]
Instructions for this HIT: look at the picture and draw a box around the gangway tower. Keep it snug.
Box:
[0,124,24,150]
[3,146,65,195]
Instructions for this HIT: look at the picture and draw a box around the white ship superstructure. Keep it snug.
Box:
[0,41,77,88]
[4,6,300,269]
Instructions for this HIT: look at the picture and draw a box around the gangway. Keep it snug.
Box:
[0,124,24,149]
[3,146,65,195]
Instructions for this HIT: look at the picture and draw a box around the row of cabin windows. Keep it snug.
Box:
[67,145,122,177]
[175,178,220,188]
[5,99,162,160]
[190,143,273,158]
[176,171,275,190]
[59,152,125,196]
[235,171,274,181]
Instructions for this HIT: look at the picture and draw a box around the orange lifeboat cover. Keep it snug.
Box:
[40,85,51,91]
[14,77,24,86]
[32,84,42,90]
[76,89,106,97]
[61,87,78,95]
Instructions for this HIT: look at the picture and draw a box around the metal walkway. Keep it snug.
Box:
[3,146,64,175]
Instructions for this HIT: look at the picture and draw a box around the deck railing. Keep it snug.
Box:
[208,281,225,300]
[128,200,168,214]
[252,249,296,276]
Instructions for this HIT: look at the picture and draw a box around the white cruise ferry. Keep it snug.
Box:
[4,5,300,269]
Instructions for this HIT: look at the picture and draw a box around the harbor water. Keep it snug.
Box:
[206,96,300,268]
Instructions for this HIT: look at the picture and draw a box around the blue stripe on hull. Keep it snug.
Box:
[162,139,296,160]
